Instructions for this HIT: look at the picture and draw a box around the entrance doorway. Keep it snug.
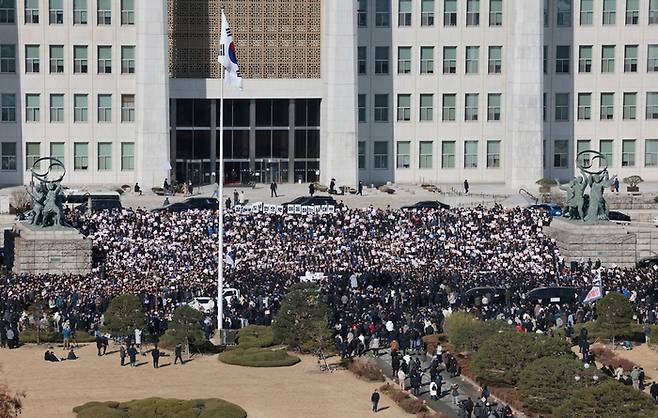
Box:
[255,160,288,183]
[175,159,212,186]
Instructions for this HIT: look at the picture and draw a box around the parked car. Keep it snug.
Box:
[401,201,451,210]
[529,203,563,217]
[609,210,631,222]
[637,255,658,269]
[152,197,219,212]
[75,199,123,212]
[187,288,241,313]
[283,196,337,207]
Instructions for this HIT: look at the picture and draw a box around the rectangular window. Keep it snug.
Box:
[420,46,434,74]
[488,46,502,74]
[557,0,572,26]
[465,93,479,121]
[442,141,455,168]
[486,140,501,168]
[544,0,549,26]
[624,45,638,72]
[543,93,547,121]
[443,46,457,73]
[600,92,614,120]
[49,0,63,24]
[419,141,433,168]
[444,0,457,26]
[49,142,64,166]
[374,141,388,169]
[556,45,570,73]
[0,142,16,171]
[73,0,87,24]
[358,94,366,123]
[420,94,433,121]
[580,0,593,25]
[648,92,658,119]
[626,0,639,24]
[0,44,16,73]
[442,94,456,121]
[397,94,411,121]
[555,93,570,121]
[398,0,411,26]
[357,0,367,27]
[97,45,111,74]
[121,45,135,74]
[49,45,63,73]
[25,93,39,122]
[578,45,592,73]
[543,45,547,73]
[97,0,110,25]
[645,139,658,167]
[600,139,613,167]
[26,142,40,168]
[375,0,390,27]
[1,94,16,122]
[74,94,88,122]
[121,0,134,25]
[97,142,112,170]
[648,45,658,72]
[577,93,591,120]
[651,0,658,24]
[358,141,366,169]
[374,94,389,122]
[465,46,479,74]
[622,139,635,167]
[49,93,64,122]
[396,141,410,168]
[375,46,389,74]
[623,92,636,120]
[24,0,38,23]
[554,140,569,168]
[121,142,134,170]
[421,0,434,26]
[358,47,367,75]
[398,46,411,74]
[25,44,39,73]
[603,0,616,24]
[487,93,501,121]
[98,94,112,122]
[601,45,615,73]
[74,45,88,73]
[464,140,478,168]
[489,0,502,26]
[73,142,88,170]
[467,0,480,26]
[577,139,591,166]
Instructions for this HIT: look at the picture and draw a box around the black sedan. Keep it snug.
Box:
[401,201,451,210]
[283,196,338,207]
[152,197,219,212]
[609,211,631,222]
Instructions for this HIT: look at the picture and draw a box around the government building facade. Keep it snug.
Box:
[0,0,657,190]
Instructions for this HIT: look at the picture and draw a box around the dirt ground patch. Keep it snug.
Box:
[0,344,407,418]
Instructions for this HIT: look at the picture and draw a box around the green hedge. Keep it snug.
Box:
[73,398,247,418]
[571,322,646,342]
[443,312,511,353]
[19,330,96,344]
[218,347,300,367]
[553,380,656,418]
[235,325,274,348]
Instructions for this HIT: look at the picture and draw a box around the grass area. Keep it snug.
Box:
[235,325,274,348]
[218,347,300,367]
[73,398,247,418]
[19,330,96,344]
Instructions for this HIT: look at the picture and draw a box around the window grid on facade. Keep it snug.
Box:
[600,92,614,120]
[97,142,112,170]
[555,93,569,121]
[420,94,433,121]
[580,0,593,25]
[464,140,478,168]
[0,142,17,171]
[557,0,572,26]
[442,141,455,168]
[121,0,134,24]
[98,94,112,122]
[419,141,432,168]
[487,140,500,168]
[576,139,591,166]
[25,0,39,23]
[49,45,64,73]
[444,0,456,26]
[374,94,388,122]
[601,45,615,73]
[357,94,366,123]
[489,0,502,26]
[622,139,635,167]
[626,0,639,24]
[443,46,456,73]
[554,140,569,168]
[97,0,111,25]
[74,142,88,170]
[396,141,410,168]
[1,44,16,73]
[121,142,135,170]
[466,0,480,26]
[397,46,410,74]
[73,0,87,24]
[578,45,592,72]
[600,139,613,167]
[649,45,658,72]
[577,93,591,120]
[49,0,63,24]
[487,93,501,121]
[421,0,434,26]
[420,46,434,74]
[651,0,658,24]
[121,46,135,74]
[374,141,388,169]
[74,94,88,122]
[74,45,88,73]
[465,46,479,74]
[544,0,549,26]
[648,92,658,119]
[442,94,456,121]
[375,0,390,27]
[645,139,658,167]
[603,0,616,25]
[623,92,637,120]
[50,94,64,122]
[50,142,64,166]
[25,45,39,73]
[357,0,367,27]
[26,142,40,169]
[25,94,39,122]
[556,45,570,73]
[624,45,638,72]
[488,46,502,74]
[358,47,367,75]
[375,46,389,74]
[397,94,411,121]
[465,93,478,121]
[121,94,135,122]
[97,46,111,74]
[1,94,16,122]
[398,0,411,26]
[358,142,366,169]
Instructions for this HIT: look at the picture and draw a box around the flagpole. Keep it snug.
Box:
[217,10,225,345]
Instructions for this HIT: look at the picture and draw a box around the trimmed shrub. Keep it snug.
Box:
[103,294,146,338]
[595,292,635,345]
[347,357,385,382]
[572,321,645,342]
[517,356,605,414]
[158,306,205,350]
[73,398,247,418]
[19,330,95,344]
[379,384,429,415]
[443,313,511,353]
[235,325,274,348]
[553,380,656,418]
[218,347,300,367]
[470,331,573,386]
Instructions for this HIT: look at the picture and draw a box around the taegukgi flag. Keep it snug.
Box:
[218,10,243,90]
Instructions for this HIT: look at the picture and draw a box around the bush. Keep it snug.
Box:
[553,380,656,418]
[421,334,442,357]
[536,177,557,187]
[235,325,274,348]
[313,183,329,192]
[378,185,395,194]
[589,345,638,372]
[19,330,95,344]
[596,292,635,344]
[572,321,645,342]
[443,313,511,353]
[218,347,300,367]
[379,384,429,414]
[73,398,247,418]
[0,384,24,418]
[103,294,147,338]
[347,357,385,382]
[622,175,644,187]
[470,331,573,386]
[158,306,205,349]
[517,356,605,414]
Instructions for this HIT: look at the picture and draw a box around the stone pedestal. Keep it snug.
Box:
[12,222,92,275]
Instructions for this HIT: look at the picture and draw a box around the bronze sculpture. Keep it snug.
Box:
[25,157,66,228]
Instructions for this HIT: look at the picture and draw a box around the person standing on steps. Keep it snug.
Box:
[358,181,363,196]
[464,179,469,194]
[270,181,278,198]
[309,183,315,196]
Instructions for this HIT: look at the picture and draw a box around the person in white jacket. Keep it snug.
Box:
[429,381,438,400]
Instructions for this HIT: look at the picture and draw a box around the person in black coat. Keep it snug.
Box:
[371,389,380,413]
[357,181,363,196]
[174,343,184,365]
[463,179,469,194]
[391,351,400,379]
[96,335,104,356]
[462,397,474,418]
[309,183,315,196]
[650,381,658,403]
[127,345,138,367]
[151,345,160,368]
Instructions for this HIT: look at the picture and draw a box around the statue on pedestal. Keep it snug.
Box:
[25,157,66,228]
